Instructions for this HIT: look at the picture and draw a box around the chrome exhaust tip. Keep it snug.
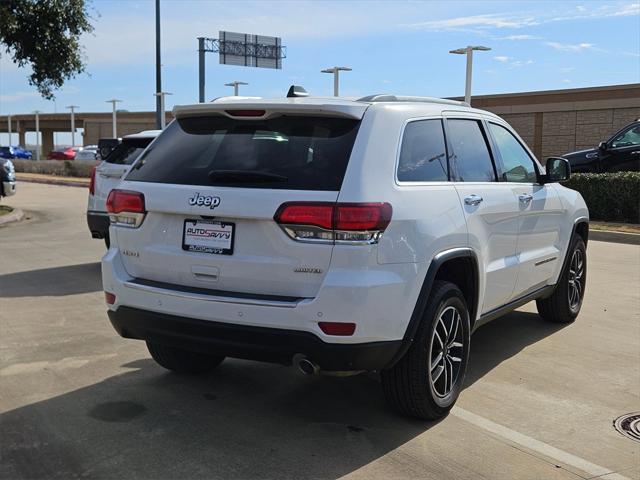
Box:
[293,354,320,376]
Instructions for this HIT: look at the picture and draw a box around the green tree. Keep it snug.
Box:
[0,0,94,99]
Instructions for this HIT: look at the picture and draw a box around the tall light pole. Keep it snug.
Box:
[153,92,172,129]
[7,114,11,148]
[321,66,352,97]
[224,81,248,96]
[449,45,491,105]
[155,0,162,129]
[105,99,122,138]
[66,105,79,146]
[33,110,41,161]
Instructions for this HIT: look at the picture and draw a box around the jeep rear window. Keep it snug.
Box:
[125,115,360,190]
[104,138,155,165]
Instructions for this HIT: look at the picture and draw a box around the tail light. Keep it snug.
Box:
[225,109,266,117]
[106,189,146,228]
[105,291,116,305]
[274,202,392,244]
[89,166,96,195]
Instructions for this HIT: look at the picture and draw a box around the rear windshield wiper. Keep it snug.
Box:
[208,170,288,183]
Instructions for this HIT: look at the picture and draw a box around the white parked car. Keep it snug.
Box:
[87,131,160,246]
[101,94,588,419]
[75,145,99,161]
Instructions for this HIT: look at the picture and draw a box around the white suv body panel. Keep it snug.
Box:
[102,98,588,356]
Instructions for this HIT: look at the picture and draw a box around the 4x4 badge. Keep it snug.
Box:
[189,193,221,209]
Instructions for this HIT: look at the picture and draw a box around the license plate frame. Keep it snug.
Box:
[182,219,235,255]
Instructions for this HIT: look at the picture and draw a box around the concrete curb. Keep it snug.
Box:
[591,229,640,245]
[0,207,24,226]
[16,176,88,188]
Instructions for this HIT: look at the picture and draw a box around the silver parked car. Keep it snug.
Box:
[75,145,99,161]
[1,159,16,198]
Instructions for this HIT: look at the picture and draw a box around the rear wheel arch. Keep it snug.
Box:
[574,220,589,246]
[385,248,480,369]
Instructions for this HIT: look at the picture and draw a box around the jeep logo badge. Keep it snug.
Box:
[189,193,221,209]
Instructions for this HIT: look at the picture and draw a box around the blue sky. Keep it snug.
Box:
[1,0,639,144]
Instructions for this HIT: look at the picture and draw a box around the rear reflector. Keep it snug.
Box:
[225,109,266,117]
[106,189,145,214]
[274,202,392,244]
[319,322,356,336]
[105,292,116,305]
[89,166,97,195]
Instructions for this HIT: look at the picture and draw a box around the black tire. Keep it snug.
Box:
[146,342,225,374]
[104,233,110,249]
[536,236,586,323]
[381,281,471,420]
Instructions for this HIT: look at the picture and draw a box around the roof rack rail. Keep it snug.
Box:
[357,94,470,107]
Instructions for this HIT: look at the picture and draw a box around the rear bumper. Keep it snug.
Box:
[87,211,109,239]
[108,306,401,372]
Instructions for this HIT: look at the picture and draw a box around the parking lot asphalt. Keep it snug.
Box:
[1,182,638,480]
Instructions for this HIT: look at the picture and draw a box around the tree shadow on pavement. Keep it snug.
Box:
[0,262,101,297]
[0,310,568,480]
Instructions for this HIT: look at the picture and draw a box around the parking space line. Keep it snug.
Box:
[452,407,631,480]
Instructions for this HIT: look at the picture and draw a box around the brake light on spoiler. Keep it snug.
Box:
[274,202,392,244]
[106,189,146,228]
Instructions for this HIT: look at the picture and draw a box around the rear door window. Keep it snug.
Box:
[397,119,448,182]
[105,138,154,165]
[126,115,360,191]
[447,119,497,182]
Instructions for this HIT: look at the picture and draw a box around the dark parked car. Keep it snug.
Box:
[0,146,32,160]
[563,120,640,173]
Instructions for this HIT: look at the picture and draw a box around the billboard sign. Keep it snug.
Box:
[218,31,284,69]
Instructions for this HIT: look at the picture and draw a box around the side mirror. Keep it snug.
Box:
[598,141,608,151]
[544,157,571,183]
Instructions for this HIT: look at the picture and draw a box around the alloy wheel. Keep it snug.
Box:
[568,248,584,312]
[429,305,464,398]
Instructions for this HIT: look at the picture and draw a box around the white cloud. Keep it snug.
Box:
[493,56,534,68]
[406,13,538,31]
[408,2,639,33]
[511,59,535,67]
[500,34,542,41]
[550,2,639,21]
[562,79,572,83]
[545,42,595,52]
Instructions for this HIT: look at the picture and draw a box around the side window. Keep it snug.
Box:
[398,119,448,182]
[447,119,496,182]
[611,125,640,149]
[488,123,538,183]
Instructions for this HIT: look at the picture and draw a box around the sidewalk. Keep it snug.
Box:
[16,172,89,188]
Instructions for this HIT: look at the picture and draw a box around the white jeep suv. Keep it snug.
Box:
[102,94,588,419]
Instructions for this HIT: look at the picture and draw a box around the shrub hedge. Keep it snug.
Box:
[564,172,640,223]
[12,159,98,178]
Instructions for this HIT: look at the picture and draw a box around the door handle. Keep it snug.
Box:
[631,151,640,156]
[464,194,483,206]
[519,193,533,203]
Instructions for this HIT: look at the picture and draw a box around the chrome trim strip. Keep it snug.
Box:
[123,280,304,308]
[535,257,557,267]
